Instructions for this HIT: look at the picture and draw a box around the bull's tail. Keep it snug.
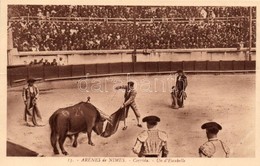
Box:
[49,112,57,130]
[49,111,59,154]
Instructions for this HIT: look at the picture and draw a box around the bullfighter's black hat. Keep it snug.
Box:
[176,70,184,73]
[27,78,37,83]
[142,116,160,124]
[127,81,134,86]
[201,122,222,134]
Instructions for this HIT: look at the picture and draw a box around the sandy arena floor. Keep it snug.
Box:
[7,74,255,157]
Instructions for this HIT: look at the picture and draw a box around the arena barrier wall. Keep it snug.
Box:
[7,60,256,87]
[8,48,256,66]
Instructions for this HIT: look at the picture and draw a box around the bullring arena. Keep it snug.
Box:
[7,73,255,157]
[5,5,257,158]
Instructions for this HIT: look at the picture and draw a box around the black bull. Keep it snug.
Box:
[49,102,110,155]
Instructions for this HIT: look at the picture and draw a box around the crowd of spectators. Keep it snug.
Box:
[8,5,256,51]
[11,21,133,51]
[135,20,256,49]
[10,19,256,51]
[9,5,256,19]
[27,57,65,66]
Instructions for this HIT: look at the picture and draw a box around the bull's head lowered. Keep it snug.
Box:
[93,111,113,135]
[93,117,106,135]
[87,97,111,135]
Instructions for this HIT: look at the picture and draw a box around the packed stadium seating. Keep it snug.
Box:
[8,6,256,18]
[8,6,256,51]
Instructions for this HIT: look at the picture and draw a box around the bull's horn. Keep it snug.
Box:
[100,115,112,124]
[106,117,113,125]
[96,108,112,124]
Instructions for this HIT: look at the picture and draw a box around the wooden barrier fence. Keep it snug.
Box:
[7,60,256,86]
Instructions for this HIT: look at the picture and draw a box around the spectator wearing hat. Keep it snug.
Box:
[51,59,58,66]
[199,122,230,158]
[43,59,51,66]
[173,70,188,109]
[132,115,168,157]
[33,59,38,66]
[115,81,142,130]
[22,78,43,127]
